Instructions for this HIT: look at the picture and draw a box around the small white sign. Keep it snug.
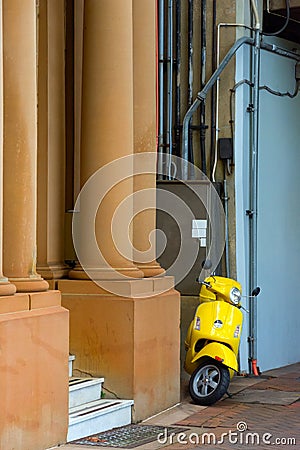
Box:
[199,238,206,247]
[192,228,206,238]
[192,219,207,229]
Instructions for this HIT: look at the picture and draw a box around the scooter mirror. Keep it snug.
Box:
[251,287,261,297]
[201,259,212,270]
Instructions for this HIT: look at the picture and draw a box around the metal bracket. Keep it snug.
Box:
[246,103,254,113]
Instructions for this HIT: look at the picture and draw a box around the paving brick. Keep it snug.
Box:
[251,376,300,392]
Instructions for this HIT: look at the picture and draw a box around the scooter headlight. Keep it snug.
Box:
[230,287,241,305]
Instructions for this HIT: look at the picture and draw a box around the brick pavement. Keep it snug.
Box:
[165,401,300,449]
[249,373,300,392]
[168,365,300,450]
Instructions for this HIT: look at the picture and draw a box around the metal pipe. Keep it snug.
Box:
[264,0,290,36]
[250,0,261,29]
[261,41,300,62]
[182,36,254,179]
[248,0,261,375]
[188,0,193,108]
[223,177,230,278]
[188,0,194,165]
[212,24,222,182]
[212,23,253,183]
[166,0,174,179]
[157,0,164,179]
[200,0,207,175]
[175,0,181,156]
[200,1,207,89]
[156,1,159,150]
[210,0,217,179]
[200,36,254,105]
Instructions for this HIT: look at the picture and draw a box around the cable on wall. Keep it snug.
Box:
[263,0,290,36]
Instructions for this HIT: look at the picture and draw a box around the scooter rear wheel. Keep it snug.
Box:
[189,359,230,406]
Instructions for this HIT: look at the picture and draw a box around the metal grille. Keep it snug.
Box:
[71,424,187,448]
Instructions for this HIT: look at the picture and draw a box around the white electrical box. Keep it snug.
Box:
[192,219,207,245]
[192,228,206,238]
[192,219,207,229]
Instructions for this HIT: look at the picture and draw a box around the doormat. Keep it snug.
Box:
[71,424,188,448]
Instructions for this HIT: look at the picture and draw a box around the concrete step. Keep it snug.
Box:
[67,398,134,443]
[69,377,104,409]
[69,354,75,377]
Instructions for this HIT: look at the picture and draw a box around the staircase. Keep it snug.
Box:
[67,355,134,442]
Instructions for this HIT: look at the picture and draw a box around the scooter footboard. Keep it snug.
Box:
[191,342,238,372]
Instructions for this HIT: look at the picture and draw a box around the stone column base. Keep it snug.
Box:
[0,280,16,296]
[59,277,180,421]
[0,291,69,450]
[136,261,165,277]
[68,265,145,280]
[9,276,49,292]
[37,263,70,280]
[36,264,70,290]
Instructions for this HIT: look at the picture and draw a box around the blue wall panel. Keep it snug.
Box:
[236,37,300,371]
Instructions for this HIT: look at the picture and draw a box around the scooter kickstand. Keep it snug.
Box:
[225,391,233,399]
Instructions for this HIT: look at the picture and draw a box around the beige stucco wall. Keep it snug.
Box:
[0,295,69,450]
[60,279,180,422]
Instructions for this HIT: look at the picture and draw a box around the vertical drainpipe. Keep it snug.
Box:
[248,0,261,376]
[166,0,174,179]
[210,0,217,179]
[188,0,194,166]
[200,0,207,175]
[175,0,181,158]
[157,0,164,180]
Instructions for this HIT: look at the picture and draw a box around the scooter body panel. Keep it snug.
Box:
[191,342,238,372]
[184,300,243,375]
[200,276,242,303]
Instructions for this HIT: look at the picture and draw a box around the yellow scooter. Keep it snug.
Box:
[184,262,260,405]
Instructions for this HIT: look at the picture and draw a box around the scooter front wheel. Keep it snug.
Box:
[189,359,230,406]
